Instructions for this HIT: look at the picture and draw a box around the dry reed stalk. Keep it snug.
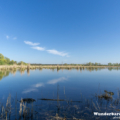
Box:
[13,64,17,69]
[6,111,7,120]
[19,100,23,116]
[23,102,27,117]
[1,106,5,118]
[27,63,30,70]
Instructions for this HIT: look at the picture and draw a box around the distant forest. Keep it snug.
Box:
[0,53,27,65]
[0,53,120,66]
[31,62,120,66]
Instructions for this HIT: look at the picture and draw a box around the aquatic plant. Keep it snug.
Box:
[0,88,120,120]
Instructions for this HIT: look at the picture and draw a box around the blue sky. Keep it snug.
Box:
[0,0,120,64]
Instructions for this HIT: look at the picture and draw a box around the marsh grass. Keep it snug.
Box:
[0,64,120,71]
[0,87,120,120]
[1,68,120,119]
[0,68,119,118]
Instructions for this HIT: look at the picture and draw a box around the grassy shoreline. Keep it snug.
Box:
[0,64,120,70]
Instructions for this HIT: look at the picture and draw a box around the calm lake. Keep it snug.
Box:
[0,68,120,120]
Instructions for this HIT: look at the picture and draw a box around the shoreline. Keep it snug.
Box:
[0,65,120,70]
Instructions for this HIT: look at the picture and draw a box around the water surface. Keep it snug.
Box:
[0,68,120,119]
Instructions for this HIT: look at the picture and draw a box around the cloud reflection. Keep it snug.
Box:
[33,83,44,88]
[22,77,68,94]
[47,77,68,84]
[22,83,44,94]
[22,88,38,94]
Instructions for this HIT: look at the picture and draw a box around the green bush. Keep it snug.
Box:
[0,53,27,65]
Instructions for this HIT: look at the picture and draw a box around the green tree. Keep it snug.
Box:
[0,54,4,60]
[88,62,92,66]
[108,63,112,66]
[0,53,27,65]
[18,61,25,65]
[64,63,67,66]
[115,63,118,66]
[9,60,15,65]
[4,57,10,64]
[95,62,98,66]
[0,61,5,65]
[0,54,5,65]
[14,61,17,64]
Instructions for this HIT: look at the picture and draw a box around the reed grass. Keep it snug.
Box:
[0,87,120,120]
[0,67,120,119]
[0,64,120,71]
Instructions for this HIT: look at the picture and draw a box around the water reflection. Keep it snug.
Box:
[47,77,68,84]
[0,67,120,81]
[0,70,9,80]
[22,76,68,95]
[27,68,30,75]
[108,67,120,71]
[39,68,43,71]
[1,87,120,120]
[85,67,100,72]
[22,88,38,94]
[57,67,60,72]
[0,68,120,119]
[18,69,26,75]
[10,69,16,76]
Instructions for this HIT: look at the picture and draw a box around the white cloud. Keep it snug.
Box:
[33,83,44,88]
[47,49,69,57]
[6,35,9,39]
[13,37,17,40]
[24,41,40,46]
[32,46,45,51]
[47,77,68,84]
[22,88,38,94]
[24,41,70,57]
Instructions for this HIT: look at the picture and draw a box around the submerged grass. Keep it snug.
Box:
[0,87,120,120]
[1,68,120,119]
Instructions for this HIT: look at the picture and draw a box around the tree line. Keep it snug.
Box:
[0,53,28,65]
[0,53,120,66]
[63,62,120,66]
